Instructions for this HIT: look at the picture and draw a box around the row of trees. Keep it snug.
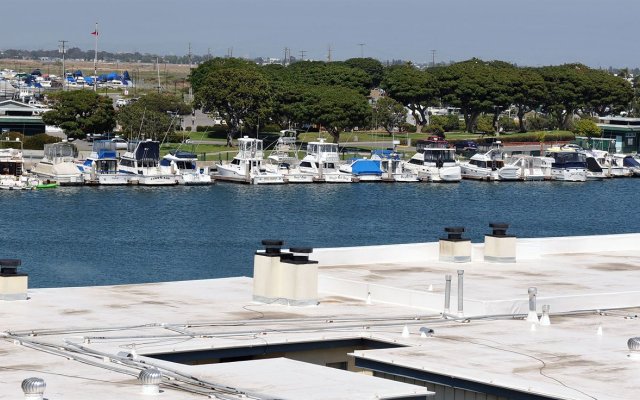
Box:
[42,57,636,143]
[190,57,635,144]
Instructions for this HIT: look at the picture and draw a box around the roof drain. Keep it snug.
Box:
[138,368,162,395]
[21,377,46,400]
[526,287,539,323]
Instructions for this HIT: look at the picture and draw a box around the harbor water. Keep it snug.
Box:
[1,180,639,288]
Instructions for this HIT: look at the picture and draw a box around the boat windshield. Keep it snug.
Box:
[423,149,455,163]
[552,152,586,164]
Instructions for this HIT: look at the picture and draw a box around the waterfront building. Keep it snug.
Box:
[597,116,640,153]
[0,100,46,135]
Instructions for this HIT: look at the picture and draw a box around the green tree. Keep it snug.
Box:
[286,61,371,95]
[372,96,406,134]
[42,91,116,138]
[344,58,384,88]
[512,68,547,132]
[382,64,437,128]
[117,93,190,141]
[193,67,272,146]
[538,64,589,129]
[437,59,512,133]
[304,86,370,143]
[572,118,601,138]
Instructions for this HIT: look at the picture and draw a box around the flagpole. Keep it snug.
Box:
[93,22,98,92]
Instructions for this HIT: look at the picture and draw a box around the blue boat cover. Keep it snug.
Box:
[351,159,383,175]
[134,141,160,161]
[623,156,640,168]
[97,149,117,159]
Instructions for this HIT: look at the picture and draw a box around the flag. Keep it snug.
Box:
[91,30,98,36]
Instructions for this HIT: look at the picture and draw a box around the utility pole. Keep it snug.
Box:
[227,47,233,58]
[58,40,67,90]
[188,43,193,103]
[299,50,306,61]
[358,43,365,58]
[430,49,436,68]
[327,44,332,63]
[207,47,211,60]
[283,47,289,65]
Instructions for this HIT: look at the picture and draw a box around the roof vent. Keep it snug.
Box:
[138,368,162,395]
[628,337,640,351]
[21,377,46,400]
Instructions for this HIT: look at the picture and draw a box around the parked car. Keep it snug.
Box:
[111,137,128,150]
[454,140,478,153]
[115,98,129,107]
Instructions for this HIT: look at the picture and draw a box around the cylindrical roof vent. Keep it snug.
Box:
[138,368,162,395]
[21,377,46,400]
[628,337,640,351]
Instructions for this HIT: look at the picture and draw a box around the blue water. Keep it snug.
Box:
[1,180,639,288]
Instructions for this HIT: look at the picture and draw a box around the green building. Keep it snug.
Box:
[0,100,46,136]
[597,116,640,154]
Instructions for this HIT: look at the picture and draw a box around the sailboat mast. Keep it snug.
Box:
[93,22,98,92]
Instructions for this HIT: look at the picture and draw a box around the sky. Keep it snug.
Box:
[1,0,638,68]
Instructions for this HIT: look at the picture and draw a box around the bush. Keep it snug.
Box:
[23,134,60,150]
[572,118,600,137]
[399,122,417,133]
[207,125,229,139]
[430,115,460,132]
[477,131,575,144]
[261,123,281,133]
[525,114,554,131]
[475,115,495,133]
[184,126,192,132]
[422,124,444,137]
[498,116,518,133]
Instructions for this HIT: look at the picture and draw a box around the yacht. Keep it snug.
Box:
[505,155,554,181]
[404,139,461,182]
[545,146,587,182]
[215,137,284,184]
[588,149,630,177]
[77,140,130,185]
[119,140,179,186]
[160,150,213,185]
[339,158,383,181]
[619,154,640,176]
[298,139,353,183]
[371,150,419,182]
[31,142,84,185]
[460,143,519,181]
[264,131,314,183]
[0,140,40,190]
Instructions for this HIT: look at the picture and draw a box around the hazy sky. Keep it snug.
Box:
[2,0,638,67]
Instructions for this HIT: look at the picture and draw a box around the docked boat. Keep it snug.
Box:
[119,140,179,186]
[545,146,588,182]
[0,140,40,190]
[404,139,461,182]
[371,150,419,182]
[215,137,284,184]
[619,154,640,176]
[78,140,130,185]
[160,150,213,185]
[298,139,353,183]
[588,149,630,177]
[460,143,519,181]
[505,155,554,181]
[339,158,383,181]
[31,141,84,185]
[264,131,314,183]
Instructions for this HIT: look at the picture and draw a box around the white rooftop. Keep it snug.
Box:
[1,233,640,399]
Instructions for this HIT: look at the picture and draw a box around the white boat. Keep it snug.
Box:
[215,137,284,185]
[298,139,353,183]
[264,131,314,183]
[618,154,640,176]
[339,158,383,181]
[160,150,213,185]
[77,140,130,185]
[404,140,461,182]
[0,140,39,190]
[371,151,419,182]
[119,140,179,186]
[545,146,588,182]
[31,142,84,185]
[505,155,554,181]
[460,144,519,181]
[587,149,630,177]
